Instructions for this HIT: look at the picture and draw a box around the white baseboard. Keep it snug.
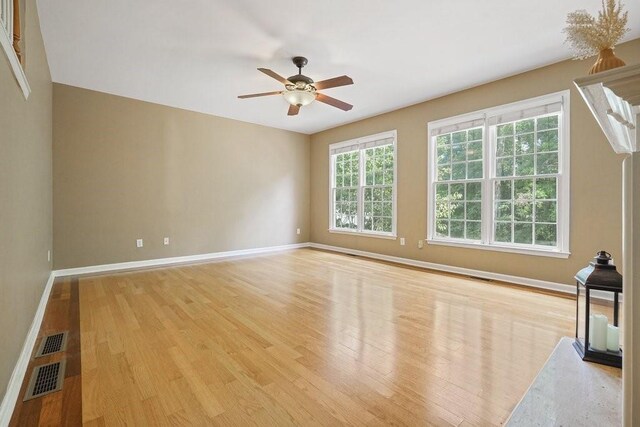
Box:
[308,242,575,295]
[0,272,55,427]
[53,242,311,277]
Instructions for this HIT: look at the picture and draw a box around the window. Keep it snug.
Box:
[1,0,29,98]
[427,91,570,257]
[329,130,397,238]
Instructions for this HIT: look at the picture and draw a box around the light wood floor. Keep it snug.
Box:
[73,248,575,426]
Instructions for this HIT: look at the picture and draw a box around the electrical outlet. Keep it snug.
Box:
[418,239,424,249]
[136,239,143,248]
[47,250,51,262]
[400,237,405,246]
[296,228,301,235]
[164,237,170,245]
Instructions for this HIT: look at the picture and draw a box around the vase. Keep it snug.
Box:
[589,48,626,75]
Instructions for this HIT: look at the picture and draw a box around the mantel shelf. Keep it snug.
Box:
[574,64,640,154]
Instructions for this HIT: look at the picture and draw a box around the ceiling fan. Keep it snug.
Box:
[238,56,354,116]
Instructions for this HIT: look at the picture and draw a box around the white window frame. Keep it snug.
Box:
[0,0,30,99]
[427,91,570,258]
[329,130,398,239]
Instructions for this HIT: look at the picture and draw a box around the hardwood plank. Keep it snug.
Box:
[76,249,576,425]
[9,278,82,427]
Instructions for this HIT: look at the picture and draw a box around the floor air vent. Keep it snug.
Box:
[35,332,68,357]
[24,360,66,401]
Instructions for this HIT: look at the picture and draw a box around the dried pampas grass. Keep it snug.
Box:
[564,0,629,59]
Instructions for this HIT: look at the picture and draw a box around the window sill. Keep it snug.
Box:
[329,229,397,240]
[0,25,30,99]
[426,238,570,258]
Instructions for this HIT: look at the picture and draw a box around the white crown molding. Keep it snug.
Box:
[53,243,311,277]
[0,24,30,100]
[0,272,54,427]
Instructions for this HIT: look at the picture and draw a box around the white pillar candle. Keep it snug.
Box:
[607,324,620,352]
[591,314,608,351]
[589,314,594,343]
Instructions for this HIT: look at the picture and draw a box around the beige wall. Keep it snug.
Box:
[53,85,310,269]
[0,0,52,400]
[310,38,640,285]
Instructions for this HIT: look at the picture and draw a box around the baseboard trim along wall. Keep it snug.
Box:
[308,242,576,295]
[53,243,310,277]
[0,272,55,427]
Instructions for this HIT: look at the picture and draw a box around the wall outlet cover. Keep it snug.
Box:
[400,238,405,246]
[136,239,143,248]
[164,237,170,245]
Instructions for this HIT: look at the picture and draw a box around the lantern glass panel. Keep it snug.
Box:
[589,294,623,352]
[577,283,586,347]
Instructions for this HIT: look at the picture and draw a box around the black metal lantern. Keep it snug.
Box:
[573,250,623,367]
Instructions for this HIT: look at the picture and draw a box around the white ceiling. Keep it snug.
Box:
[37,0,640,135]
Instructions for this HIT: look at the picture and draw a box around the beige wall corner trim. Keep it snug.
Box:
[309,242,575,295]
[0,24,30,99]
[0,272,54,427]
[53,243,311,277]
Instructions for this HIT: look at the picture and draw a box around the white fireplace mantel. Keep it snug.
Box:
[574,64,640,427]
[575,64,640,154]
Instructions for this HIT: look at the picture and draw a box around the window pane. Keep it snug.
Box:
[466,202,481,221]
[452,131,467,143]
[437,165,451,181]
[382,217,392,232]
[497,123,513,137]
[495,222,512,242]
[515,155,534,176]
[514,179,533,200]
[467,182,482,200]
[436,220,449,237]
[383,202,392,217]
[514,223,533,244]
[466,221,481,240]
[495,180,512,200]
[452,163,466,180]
[497,136,514,157]
[514,201,533,222]
[467,141,483,161]
[535,224,556,246]
[537,115,558,131]
[515,133,534,155]
[536,152,558,174]
[468,128,482,141]
[452,144,466,162]
[535,201,557,223]
[496,157,514,177]
[383,168,393,185]
[516,119,535,134]
[451,183,465,200]
[536,130,558,152]
[467,161,483,179]
[437,134,451,146]
[437,146,451,164]
[536,177,556,199]
[451,202,464,219]
[383,187,392,200]
[496,201,512,221]
[450,221,465,238]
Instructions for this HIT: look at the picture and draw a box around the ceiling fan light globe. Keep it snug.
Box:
[283,89,316,107]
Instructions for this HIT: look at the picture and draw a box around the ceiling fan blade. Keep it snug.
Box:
[287,104,300,116]
[238,91,283,99]
[258,68,292,85]
[316,93,353,111]
[313,75,353,90]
